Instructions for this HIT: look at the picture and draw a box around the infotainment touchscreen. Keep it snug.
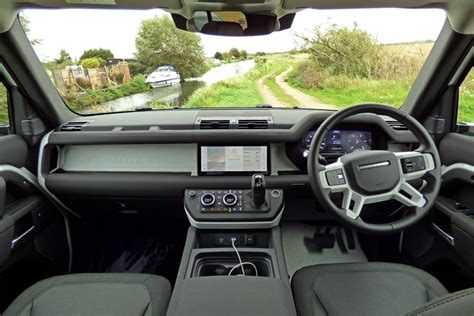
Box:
[200,146,268,173]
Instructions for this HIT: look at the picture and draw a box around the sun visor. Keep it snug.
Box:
[448,0,474,35]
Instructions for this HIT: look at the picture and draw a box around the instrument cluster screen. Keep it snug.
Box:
[301,130,373,156]
[200,146,268,173]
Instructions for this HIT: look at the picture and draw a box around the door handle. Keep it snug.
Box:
[0,176,5,219]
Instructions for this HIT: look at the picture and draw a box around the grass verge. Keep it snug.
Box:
[288,77,410,109]
[183,77,263,108]
[263,61,300,108]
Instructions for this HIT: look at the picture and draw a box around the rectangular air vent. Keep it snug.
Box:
[60,121,89,131]
[200,120,230,129]
[386,120,408,131]
[238,119,269,129]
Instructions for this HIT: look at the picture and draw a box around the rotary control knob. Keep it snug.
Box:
[223,193,238,206]
[201,193,215,206]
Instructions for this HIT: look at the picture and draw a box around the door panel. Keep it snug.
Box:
[434,132,474,270]
[0,135,28,168]
[439,133,474,166]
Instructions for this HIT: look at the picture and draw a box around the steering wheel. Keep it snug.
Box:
[307,104,441,234]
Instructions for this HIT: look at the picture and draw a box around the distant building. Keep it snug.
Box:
[107,58,137,66]
[66,65,86,79]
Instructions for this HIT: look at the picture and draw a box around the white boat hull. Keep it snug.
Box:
[149,78,181,88]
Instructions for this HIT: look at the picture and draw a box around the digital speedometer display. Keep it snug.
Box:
[301,130,372,157]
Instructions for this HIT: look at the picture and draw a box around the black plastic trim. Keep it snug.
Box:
[45,173,309,197]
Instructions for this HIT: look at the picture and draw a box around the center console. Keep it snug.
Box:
[166,227,296,316]
[168,174,295,316]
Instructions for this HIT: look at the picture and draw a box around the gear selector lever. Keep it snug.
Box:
[251,174,266,207]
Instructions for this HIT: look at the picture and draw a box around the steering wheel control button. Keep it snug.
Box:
[188,191,196,198]
[223,193,238,206]
[200,193,216,206]
[271,190,281,198]
[326,169,346,186]
[401,156,426,174]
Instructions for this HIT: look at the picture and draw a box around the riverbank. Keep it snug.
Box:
[65,75,151,113]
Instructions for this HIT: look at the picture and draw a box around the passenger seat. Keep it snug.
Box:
[3,273,171,316]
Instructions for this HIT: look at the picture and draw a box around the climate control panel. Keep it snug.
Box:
[185,188,284,214]
[193,190,244,212]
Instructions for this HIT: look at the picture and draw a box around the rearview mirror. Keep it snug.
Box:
[172,12,294,36]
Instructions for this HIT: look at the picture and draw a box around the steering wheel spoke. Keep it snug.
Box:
[341,189,365,219]
[394,180,427,208]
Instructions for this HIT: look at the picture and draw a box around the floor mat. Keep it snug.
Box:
[93,219,187,284]
[282,222,367,277]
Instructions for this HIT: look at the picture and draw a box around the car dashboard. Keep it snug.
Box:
[38,108,417,221]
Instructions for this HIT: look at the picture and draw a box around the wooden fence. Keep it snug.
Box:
[47,62,131,97]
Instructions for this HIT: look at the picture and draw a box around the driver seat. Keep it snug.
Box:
[291,262,449,316]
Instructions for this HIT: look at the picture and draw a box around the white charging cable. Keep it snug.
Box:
[230,237,258,276]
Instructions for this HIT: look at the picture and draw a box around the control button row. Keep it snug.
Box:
[200,206,244,213]
[326,169,346,186]
[401,156,426,174]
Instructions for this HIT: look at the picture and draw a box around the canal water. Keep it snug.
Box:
[82,80,205,114]
[87,60,256,114]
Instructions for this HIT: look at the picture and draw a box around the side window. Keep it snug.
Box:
[458,67,473,124]
[0,81,9,130]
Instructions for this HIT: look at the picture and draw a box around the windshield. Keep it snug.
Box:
[22,8,445,114]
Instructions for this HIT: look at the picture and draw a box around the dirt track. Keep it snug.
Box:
[257,73,289,107]
[274,66,335,109]
[257,66,335,109]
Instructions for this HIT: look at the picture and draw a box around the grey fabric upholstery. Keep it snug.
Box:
[292,262,448,316]
[3,273,171,316]
[406,287,474,316]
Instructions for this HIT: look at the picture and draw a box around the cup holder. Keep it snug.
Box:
[193,252,273,277]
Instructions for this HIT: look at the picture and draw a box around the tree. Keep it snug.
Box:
[55,49,72,64]
[298,22,380,78]
[135,16,206,79]
[19,15,41,46]
[214,52,223,60]
[229,48,240,59]
[80,57,103,69]
[80,48,113,65]
[240,50,248,60]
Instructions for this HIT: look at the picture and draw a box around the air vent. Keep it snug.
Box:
[386,120,408,131]
[200,120,230,129]
[238,119,269,129]
[60,121,89,131]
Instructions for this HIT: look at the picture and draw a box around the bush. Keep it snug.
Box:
[76,77,92,90]
[80,57,104,69]
[128,62,147,77]
[288,61,326,89]
[112,72,124,84]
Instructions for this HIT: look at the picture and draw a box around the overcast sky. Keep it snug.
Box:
[23,8,446,61]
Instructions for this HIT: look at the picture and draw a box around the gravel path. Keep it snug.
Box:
[257,73,290,107]
[275,66,335,109]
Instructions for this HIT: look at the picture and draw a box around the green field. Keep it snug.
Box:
[0,84,8,125]
[459,94,474,123]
